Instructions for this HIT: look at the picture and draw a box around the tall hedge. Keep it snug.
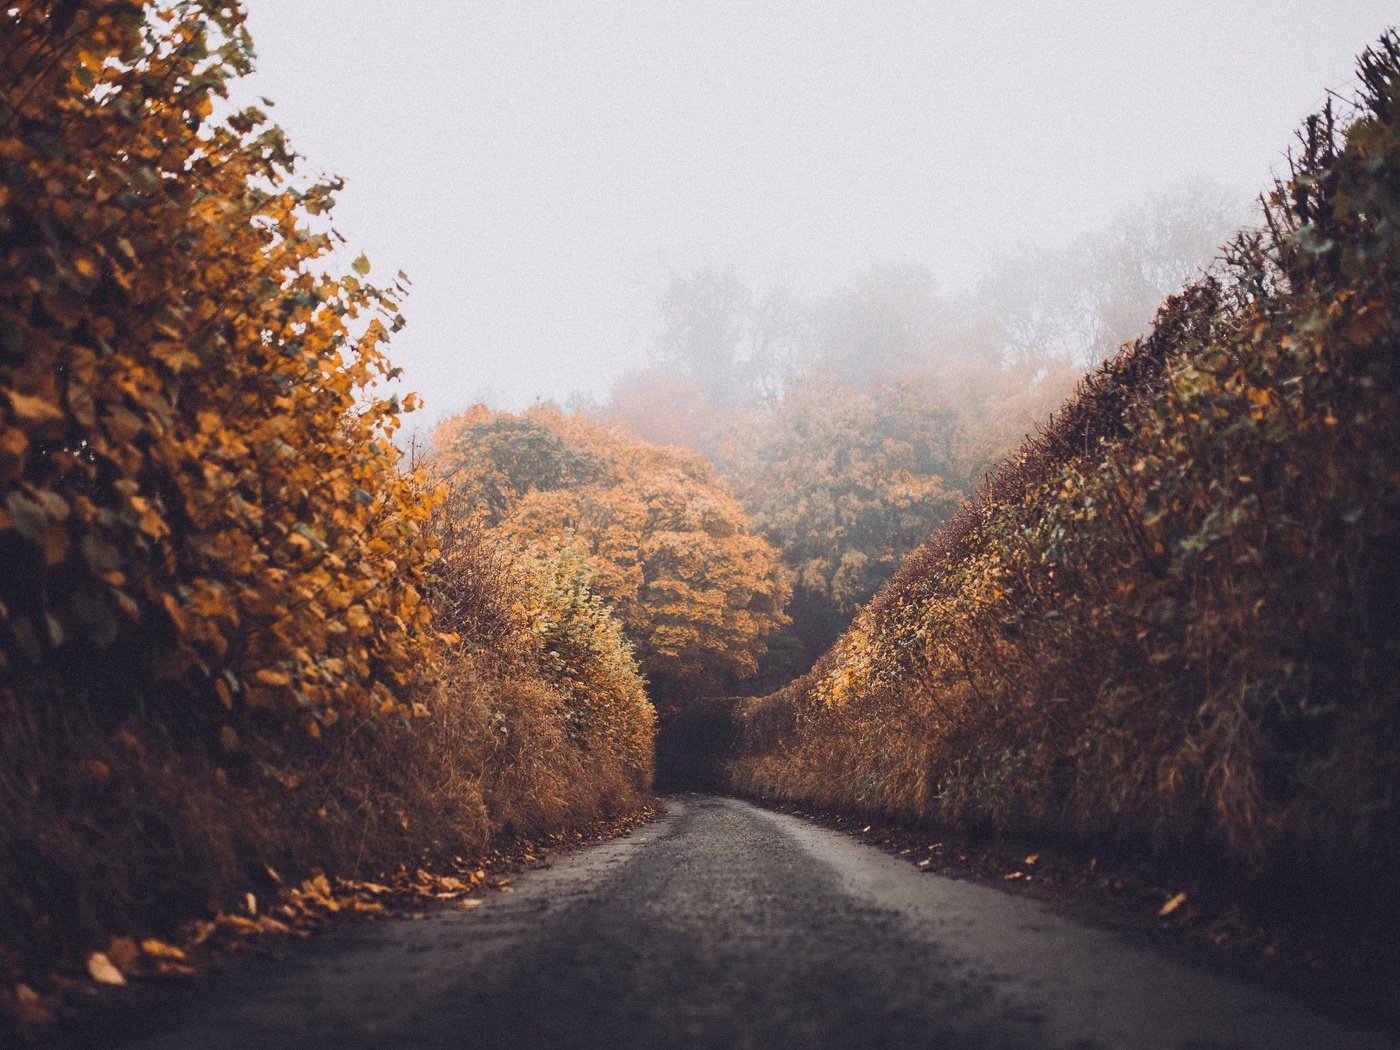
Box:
[732,32,1400,909]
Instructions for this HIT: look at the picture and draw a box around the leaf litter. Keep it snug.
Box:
[4,800,661,1030]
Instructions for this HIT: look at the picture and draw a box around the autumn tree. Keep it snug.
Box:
[430,405,790,695]
[591,269,809,460]
[590,371,739,463]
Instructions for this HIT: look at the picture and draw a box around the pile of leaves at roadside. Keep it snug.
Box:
[1,800,661,1033]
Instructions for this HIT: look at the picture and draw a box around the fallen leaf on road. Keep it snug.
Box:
[1158,891,1188,917]
[186,920,217,946]
[86,952,126,986]
[916,858,932,869]
[215,912,262,934]
[140,938,186,962]
[1024,853,1040,865]
[1003,871,1024,880]
[12,983,54,1024]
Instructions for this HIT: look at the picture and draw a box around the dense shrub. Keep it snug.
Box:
[427,508,655,814]
[0,1,654,987]
[732,33,1400,913]
[0,2,438,739]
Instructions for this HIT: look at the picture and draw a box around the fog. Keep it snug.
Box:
[239,1,1396,430]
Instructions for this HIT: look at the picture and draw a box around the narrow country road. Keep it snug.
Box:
[73,796,1394,1050]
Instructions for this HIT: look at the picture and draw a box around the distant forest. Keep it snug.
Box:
[576,188,1237,684]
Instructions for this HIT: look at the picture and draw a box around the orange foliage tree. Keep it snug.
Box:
[431,405,790,694]
[0,1,440,738]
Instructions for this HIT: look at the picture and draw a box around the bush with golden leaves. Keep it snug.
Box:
[0,2,439,736]
[0,2,657,991]
[426,507,655,803]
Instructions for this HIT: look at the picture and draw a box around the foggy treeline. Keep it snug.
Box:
[577,188,1241,683]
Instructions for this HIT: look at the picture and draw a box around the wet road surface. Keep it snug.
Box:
[67,795,1399,1049]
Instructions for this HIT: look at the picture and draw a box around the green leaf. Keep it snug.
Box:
[351,254,371,276]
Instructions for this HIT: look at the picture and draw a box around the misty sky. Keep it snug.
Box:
[238,2,1397,428]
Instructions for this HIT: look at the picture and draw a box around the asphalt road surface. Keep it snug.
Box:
[74,795,1397,1050]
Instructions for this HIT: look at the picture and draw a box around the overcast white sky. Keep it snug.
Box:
[239,2,1396,427]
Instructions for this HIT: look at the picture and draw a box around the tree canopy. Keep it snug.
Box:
[431,405,791,694]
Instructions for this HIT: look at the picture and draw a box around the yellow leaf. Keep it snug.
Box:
[13,983,54,1024]
[0,427,28,475]
[86,951,126,986]
[1158,891,1187,917]
[7,391,62,423]
[140,938,186,962]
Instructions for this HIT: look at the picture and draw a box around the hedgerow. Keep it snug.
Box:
[732,32,1400,913]
[1,1,654,989]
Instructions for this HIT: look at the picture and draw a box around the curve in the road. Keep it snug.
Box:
[64,796,1399,1050]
